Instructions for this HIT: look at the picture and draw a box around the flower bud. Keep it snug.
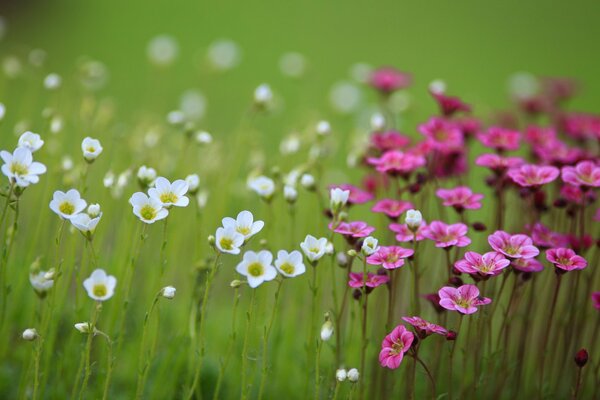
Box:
[300,174,316,191]
[370,113,385,131]
[472,222,487,232]
[161,286,176,299]
[347,249,357,258]
[22,328,38,341]
[405,209,422,231]
[185,174,200,195]
[336,251,349,267]
[230,280,243,288]
[87,204,101,218]
[361,236,379,256]
[330,188,350,214]
[316,120,331,136]
[575,348,588,368]
[195,131,213,145]
[283,185,297,204]
[254,84,273,107]
[320,320,334,341]
[336,368,347,382]
[347,368,359,382]
[446,330,457,341]
[137,166,157,187]
[74,322,92,334]
[207,235,216,247]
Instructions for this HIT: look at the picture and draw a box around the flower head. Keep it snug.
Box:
[330,188,350,212]
[508,164,560,187]
[436,186,483,211]
[329,184,373,204]
[361,236,380,256]
[347,368,360,382]
[300,235,328,263]
[81,137,103,162]
[367,150,426,176]
[235,250,277,288]
[546,248,587,271]
[83,269,117,301]
[592,292,600,310]
[274,250,306,278]
[389,220,427,242]
[1,147,46,187]
[222,210,264,241]
[18,131,44,153]
[478,126,521,152]
[369,67,411,93]
[488,231,539,259]
[371,199,414,219]
[430,90,471,117]
[215,227,244,254]
[379,325,414,369]
[332,221,375,238]
[438,284,491,314]
[454,251,510,276]
[161,286,176,299]
[348,272,389,288]
[137,165,157,187]
[475,153,525,172]
[129,192,168,224]
[30,270,54,296]
[422,221,471,248]
[367,246,414,270]
[148,177,189,208]
[49,189,87,220]
[71,212,102,236]
[511,258,544,273]
[402,316,448,337]
[561,161,600,188]
[418,117,464,153]
[248,175,275,200]
[370,131,411,152]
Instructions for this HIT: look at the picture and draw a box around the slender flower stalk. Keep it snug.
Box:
[213,287,241,400]
[135,291,161,399]
[258,279,284,399]
[240,289,257,400]
[78,302,102,399]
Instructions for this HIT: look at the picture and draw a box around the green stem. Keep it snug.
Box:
[258,279,283,399]
[213,287,241,400]
[135,292,161,399]
[240,289,257,400]
[78,302,102,400]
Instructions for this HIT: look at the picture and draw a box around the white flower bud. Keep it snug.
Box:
[161,286,176,299]
[330,188,350,213]
[361,236,379,256]
[320,320,334,341]
[405,209,422,231]
[137,166,157,186]
[87,204,101,218]
[370,113,386,131]
[283,185,297,203]
[22,328,38,341]
[74,322,92,334]
[336,368,347,382]
[185,174,200,194]
[300,174,316,190]
[316,120,331,136]
[195,131,213,145]
[254,84,272,107]
[347,368,359,382]
[429,79,446,94]
[44,73,62,90]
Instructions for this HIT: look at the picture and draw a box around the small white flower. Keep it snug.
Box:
[195,131,213,145]
[49,189,87,220]
[336,369,347,382]
[235,250,277,288]
[320,320,334,341]
[87,204,101,218]
[248,175,275,199]
[43,73,62,90]
[148,177,189,208]
[22,328,39,341]
[300,174,316,190]
[50,116,63,133]
[147,35,179,67]
[370,113,386,131]
[254,84,272,106]
[274,250,305,278]
[83,268,117,302]
[405,209,422,231]
[361,236,379,256]
[129,192,169,224]
[71,213,102,235]
[279,52,306,78]
[280,135,300,155]
[0,147,47,187]
[137,166,157,186]
[81,137,103,162]
[103,171,115,188]
[167,110,185,125]
[316,120,331,136]
[325,241,334,255]
[161,286,176,299]
[0,103,5,120]
[330,188,350,212]
[61,156,74,171]
[222,210,264,241]
[185,174,200,194]
[300,235,328,263]
[74,322,92,333]
[347,368,359,382]
[283,185,297,203]
[30,270,54,294]
[429,79,446,94]
[215,226,244,255]
[207,39,240,71]
[18,131,44,152]
[283,169,300,187]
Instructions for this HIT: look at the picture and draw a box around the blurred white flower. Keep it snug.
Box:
[195,131,213,145]
[30,271,54,295]
[0,103,5,120]
[0,147,46,187]
[336,369,347,382]
[180,90,206,122]
[49,189,87,220]
[508,72,539,99]
[28,49,46,67]
[44,73,62,90]
[185,174,200,194]
[207,39,241,71]
[137,165,157,187]
[50,116,63,133]
[283,185,297,203]
[370,113,386,131]
[274,250,305,278]
[429,79,446,94]
[316,120,331,136]
[279,52,306,78]
[215,226,244,255]
[300,174,315,190]
[22,328,38,341]
[167,110,185,126]
[18,131,44,152]
[280,134,300,155]
[235,250,277,288]
[248,175,275,200]
[300,235,328,263]
[147,35,179,67]
[83,268,117,302]
[361,236,379,256]
[81,137,103,162]
[347,368,359,382]
[222,210,263,241]
[3,55,22,79]
[129,192,169,224]
[330,81,361,114]
[148,177,189,208]
[253,84,272,107]
[349,63,372,83]
[196,190,209,209]
[103,171,115,188]
[161,286,176,299]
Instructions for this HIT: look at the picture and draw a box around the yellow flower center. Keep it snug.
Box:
[10,162,28,176]
[59,201,75,215]
[390,339,404,355]
[92,284,107,298]
[279,262,295,275]
[237,226,251,235]
[86,146,96,153]
[160,192,178,204]
[247,262,264,277]
[219,237,233,250]
[140,205,157,220]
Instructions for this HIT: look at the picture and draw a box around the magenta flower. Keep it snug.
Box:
[370,67,411,94]
[454,251,510,276]
[430,91,471,117]
[561,161,600,188]
[438,284,491,315]
[379,325,414,369]
[371,199,414,219]
[488,231,540,259]
[529,222,568,249]
[511,258,544,273]
[478,126,521,152]
[475,153,525,172]
[389,221,427,242]
[332,221,375,238]
[546,248,587,271]
[367,150,426,176]
[329,184,374,205]
[525,126,557,147]
[507,164,560,187]
[418,117,464,153]
[595,208,600,222]
[348,272,389,288]
[402,316,448,337]
[436,186,484,211]
[592,292,600,310]
[370,131,411,151]
[422,221,471,248]
[367,246,414,270]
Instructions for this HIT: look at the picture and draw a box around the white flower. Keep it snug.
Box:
[22,328,38,341]
[316,120,331,136]
[300,235,328,263]
[300,174,315,190]
[83,268,117,302]
[147,35,179,66]
[370,113,386,131]
[221,210,264,241]
[103,171,115,188]
[0,103,5,120]
[43,73,62,90]
[325,241,334,255]
[49,189,87,220]
[161,286,176,299]
[320,320,334,341]
[50,116,63,133]
[30,271,54,294]
[274,250,305,278]
[215,226,244,255]
[196,190,209,209]
[248,175,275,199]
[71,213,102,235]
[347,368,359,382]
[280,135,300,155]
[429,79,446,94]
[235,250,277,288]
[336,369,347,382]
[81,137,103,162]
[87,203,101,218]
[283,185,297,203]
[207,39,240,71]
[283,169,300,187]
[405,209,422,231]
[185,174,200,194]
[137,166,157,186]
[330,188,350,212]
[61,156,73,171]
[361,236,379,256]
[0,147,46,187]
[254,84,272,106]
[195,131,213,145]
[74,322,92,333]
[148,177,189,208]
[129,192,169,224]
[279,52,306,78]
[18,131,44,152]
[167,110,185,125]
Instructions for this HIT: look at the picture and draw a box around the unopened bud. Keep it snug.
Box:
[575,348,588,368]
[446,330,458,341]
[347,368,359,382]
[336,368,347,382]
[230,280,243,288]
[22,328,39,341]
[161,286,176,299]
[207,235,216,247]
[320,320,334,341]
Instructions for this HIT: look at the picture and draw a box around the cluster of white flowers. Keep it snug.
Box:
[129,177,189,224]
[329,188,350,214]
[1,132,47,188]
[215,210,263,255]
[335,367,359,383]
[49,189,102,237]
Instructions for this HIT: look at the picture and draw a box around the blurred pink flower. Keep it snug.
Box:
[529,222,569,249]
[371,199,414,219]
[370,131,411,151]
[454,251,510,276]
[370,67,411,94]
[438,284,491,314]
[546,248,587,271]
[422,221,471,248]
[367,245,414,270]
[331,221,375,238]
[507,164,559,187]
[476,153,525,172]
[418,117,464,153]
[436,186,484,211]
[488,231,539,259]
[389,221,427,242]
[561,160,600,188]
[402,316,448,337]
[329,184,374,204]
[592,292,600,310]
[379,325,414,369]
[430,91,471,117]
[348,272,389,288]
[524,126,557,147]
[478,126,521,152]
[511,258,544,273]
[533,139,582,165]
[367,150,426,176]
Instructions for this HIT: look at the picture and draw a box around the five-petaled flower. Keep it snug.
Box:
[235,250,278,288]
[83,269,117,301]
[454,251,510,277]
[545,248,587,271]
[488,231,539,259]
[422,221,471,248]
[438,284,491,314]
[379,325,414,369]
[367,246,414,270]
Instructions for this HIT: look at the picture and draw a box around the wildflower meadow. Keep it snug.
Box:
[0,3,599,400]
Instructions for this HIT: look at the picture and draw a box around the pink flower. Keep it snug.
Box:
[507,164,560,187]
[511,258,544,273]
[370,131,411,151]
[348,272,389,288]
[454,251,510,276]
[438,284,491,314]
[595,208,600,222]
[592,292,600,310]
[525,126,557,147]
[402,316,448,337]
[478,126,521,152]
[371,199,414,219]
[422,221,471,248]
[370,67,412,94]
[476,153,525,172]
[331,221,375,238]
[418,117,464,153]
[561,161,600,188]
[430,91,471,117]
[436,186,484,211]
[488,231,540,259]
[379,325,414,369]
[329,184,374,204]
[529,222,568,249]
[533,139,582,165]
[389,221,427,242]
[367,150,426,176]
[546,248,587,271]
[367,246,414,270]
